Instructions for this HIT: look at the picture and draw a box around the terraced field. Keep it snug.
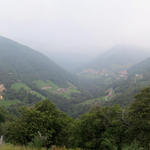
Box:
[0,100,20,107]
[11,82,45,99]
[33,80,80,99]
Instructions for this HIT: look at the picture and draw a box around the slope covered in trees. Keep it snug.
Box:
[0,36,80,111]
[1,87,150,150]
[106,56,150,106]
[0,36,76,87]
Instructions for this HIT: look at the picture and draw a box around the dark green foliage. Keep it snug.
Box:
[70,105,127,150]
[68,87,150,149]
[3,84,150,149]
[5,100,72,148]
[123,141,144,150]
[28,135,43,150]
[0,107,5,123]
[127,87,150,149]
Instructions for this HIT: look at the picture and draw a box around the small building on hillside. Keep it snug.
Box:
[120,70,128,79]
[135,74,143,79]
[0,95,3,100]
[0,84,5,92]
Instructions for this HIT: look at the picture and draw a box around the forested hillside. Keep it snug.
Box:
[1,87,150,150]
[0,36,81,112]
[0,36,76,86]
[67,48,150,114]
[106,56,150,106]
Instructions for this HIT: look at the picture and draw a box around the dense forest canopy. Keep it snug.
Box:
[1,87,150,149]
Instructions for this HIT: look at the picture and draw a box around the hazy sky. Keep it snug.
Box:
[0,0,150,55]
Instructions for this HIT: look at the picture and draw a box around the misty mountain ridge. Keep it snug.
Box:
[128,57,150,75]
[0,36,80,107]
[43,49,102,72]
[97,53,150,107]
[0,36,75,86]
[79,45,150,76]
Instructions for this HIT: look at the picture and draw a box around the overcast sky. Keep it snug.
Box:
[0,0,150,55]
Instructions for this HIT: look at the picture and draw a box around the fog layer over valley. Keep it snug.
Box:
[42,49,102,72]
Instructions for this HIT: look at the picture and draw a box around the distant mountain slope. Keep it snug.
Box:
[0,36,79,109]
[75,46,150,109]
[82,45,150,72]
[128,57,150,76]
[105,56,150,106]
[45,51,99,73]
[0,36,75,87]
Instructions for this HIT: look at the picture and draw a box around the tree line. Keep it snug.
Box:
[1,87,150,149]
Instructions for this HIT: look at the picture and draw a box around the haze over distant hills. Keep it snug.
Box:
[83,45,150,72]
[72,45,150,111]
[128,57,150,75]
[42,48,103,72]
[40,45,150,74]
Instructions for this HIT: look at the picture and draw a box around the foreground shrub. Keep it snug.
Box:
[123,141,144,150]
[5,100,73,148]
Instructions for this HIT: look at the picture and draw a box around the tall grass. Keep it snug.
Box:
[0,144,145,150]
[0,144,81,150]
[1,144,45,150]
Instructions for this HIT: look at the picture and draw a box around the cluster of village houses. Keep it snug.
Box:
[80,68,143,80]
[41,85,72,94]
[80,68,128,78]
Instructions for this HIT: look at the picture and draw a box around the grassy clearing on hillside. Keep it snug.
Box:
[0,100,20,107]
[33,80,80,99]
[11,82,45,99]
[80,96,106,105]
[10,80,80,100]
[30,91,45,99]
[1,144,45,150]
[60,83,80,99]
[79,88,115,106]
[11,82,30,91]
[33,80,58,92]
[1,144,81,150]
